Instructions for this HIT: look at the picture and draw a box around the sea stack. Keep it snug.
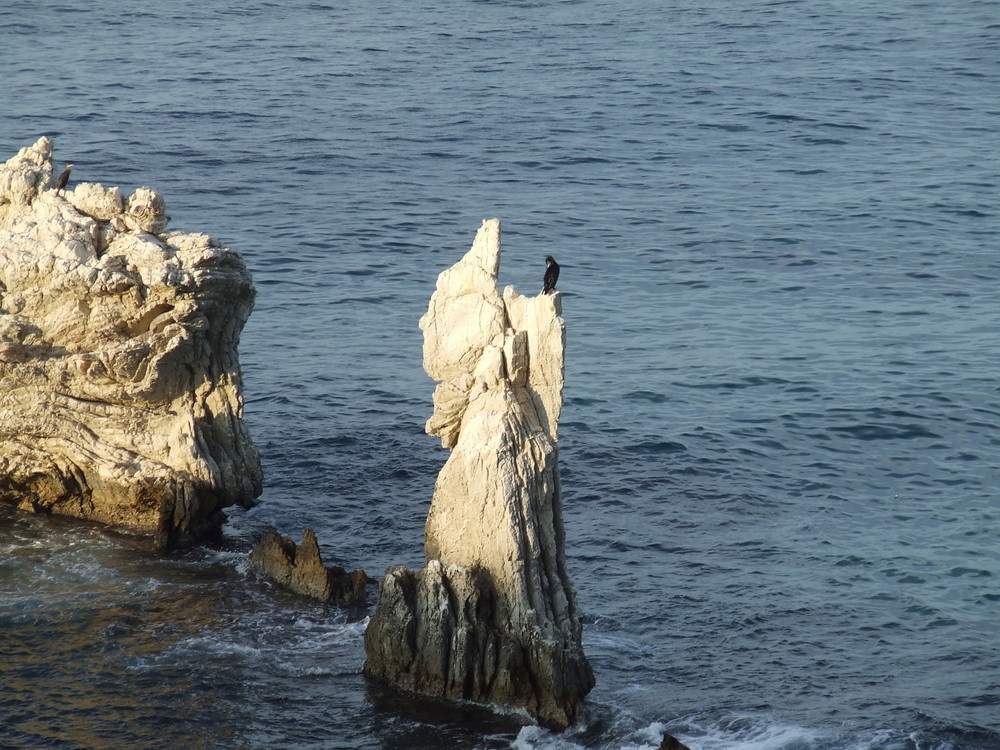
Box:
[363,219,594,729]
[250,528,369,606]
[0,137,262,548]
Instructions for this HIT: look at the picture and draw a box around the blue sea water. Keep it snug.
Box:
[1,1,999,748]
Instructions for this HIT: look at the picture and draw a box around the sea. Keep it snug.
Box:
[1,1,998,748]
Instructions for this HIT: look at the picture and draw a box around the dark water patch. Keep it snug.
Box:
[817,121,871,131]
[948,567,992,579]
[946,208,993,219]
[699,122,751,132]
[753,111,817,123]
[0,22,40,32]
[327,296,392,305]
[623,390,668,403]
[623,440,686,455]
[566,396,604,406]
[827,423,941,441]
[673,376,791,391]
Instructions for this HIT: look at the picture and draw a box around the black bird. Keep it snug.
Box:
[54,163,73,194]
[542,255,560,294]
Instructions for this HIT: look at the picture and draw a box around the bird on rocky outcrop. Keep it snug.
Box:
[542,255,560,294]
[54,163,73,194]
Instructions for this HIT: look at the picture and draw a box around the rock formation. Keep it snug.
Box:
[364,219,594,729]
[0,137,262,548]
[659,732,693,750]
[250,528,369,606]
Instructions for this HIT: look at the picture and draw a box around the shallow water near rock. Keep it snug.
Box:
[1,1,998,748]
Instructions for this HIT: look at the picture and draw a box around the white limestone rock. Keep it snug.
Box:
[69,182,125,221]
[0,136,55,208]
[0,138,261,547]
[364,219,593,729]
[124,186,169,234]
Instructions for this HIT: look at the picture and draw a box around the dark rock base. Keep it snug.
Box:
[363,560,594,731]
[659,732,693,750]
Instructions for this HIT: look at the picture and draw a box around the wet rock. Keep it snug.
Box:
[250,528,368,605]
[364,219,594,729]
[659,732,693,750]
[0,138,262,548]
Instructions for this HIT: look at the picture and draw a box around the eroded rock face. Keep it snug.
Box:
[0,137,262,547]
[364,219,594,729]
[250,529,369,605]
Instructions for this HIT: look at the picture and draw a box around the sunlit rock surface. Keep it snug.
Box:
[0,137,262,547]
[364,219,594,729]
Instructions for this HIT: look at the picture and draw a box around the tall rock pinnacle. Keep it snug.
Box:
[364,219,594,729]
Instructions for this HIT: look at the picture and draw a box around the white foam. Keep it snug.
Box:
[181,635,263,657]
[673,713,831,750]
[274,661,334,677]
[510,722,679,750]
[512,725,587,750]
[631,721,672,748]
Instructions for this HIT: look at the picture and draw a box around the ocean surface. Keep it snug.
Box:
[1,1,998,748]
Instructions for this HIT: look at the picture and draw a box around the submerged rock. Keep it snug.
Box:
[250,529,369,605]
[364,219,594,729]
[0,138,262,547]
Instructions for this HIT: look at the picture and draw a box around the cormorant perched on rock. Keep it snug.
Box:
[542,255,560,294]
[54,164,73,194]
